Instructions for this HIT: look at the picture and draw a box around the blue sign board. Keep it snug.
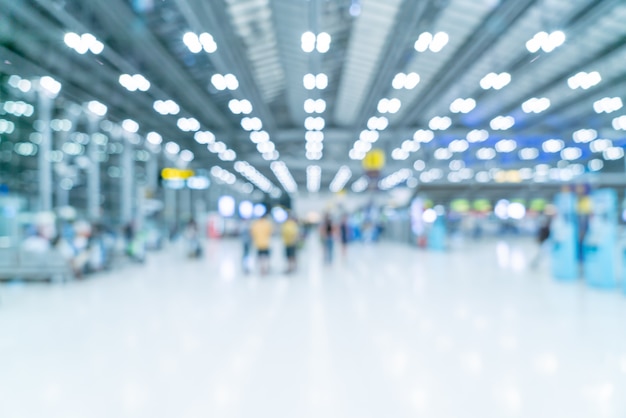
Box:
[551,193,578,280]
[583,189,617,288]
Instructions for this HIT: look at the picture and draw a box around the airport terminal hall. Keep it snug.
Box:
[3,0,626,416]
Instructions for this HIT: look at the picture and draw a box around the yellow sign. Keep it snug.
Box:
[161,168,195,180]
[362,149,385,171]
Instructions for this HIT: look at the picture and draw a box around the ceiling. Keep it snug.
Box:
[1,0,626,199]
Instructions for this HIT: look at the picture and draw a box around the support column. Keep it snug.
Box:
[121,132,135,225]
[179,187,191,222]
[146,151,159,197]
[37,93,53,212]
[164,186,177,234]
[87,115,101,221]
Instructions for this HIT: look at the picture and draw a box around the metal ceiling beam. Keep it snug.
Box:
[352,0,433,130]
[183,0,279,133]
[85,0,231,131]
[466,0,626,126]
[0,1,214,155]
[398,0,539,127]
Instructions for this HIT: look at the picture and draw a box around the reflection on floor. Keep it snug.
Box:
[1,236,625,418]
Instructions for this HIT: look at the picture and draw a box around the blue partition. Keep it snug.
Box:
[428,215,446,251]
[583,189,617,289]
[551,192,578,280]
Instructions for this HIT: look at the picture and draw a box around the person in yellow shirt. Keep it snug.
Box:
[281,213,300,274]
[250,212,273,275]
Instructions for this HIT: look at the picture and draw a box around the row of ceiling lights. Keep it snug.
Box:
[22,30,276,198]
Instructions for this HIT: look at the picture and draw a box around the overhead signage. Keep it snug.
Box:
[161,167,194,180]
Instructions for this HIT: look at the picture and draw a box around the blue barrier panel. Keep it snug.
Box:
[584,189,617,289]
[551,192,578,280]
[428,216,446,251]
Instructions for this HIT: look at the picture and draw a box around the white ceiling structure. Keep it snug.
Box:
[1,0,626,199]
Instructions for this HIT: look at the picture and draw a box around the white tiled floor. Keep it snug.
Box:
[1,235,626,418]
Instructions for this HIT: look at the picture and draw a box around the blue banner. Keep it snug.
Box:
[551,193,578,280]
[584,189,617,288]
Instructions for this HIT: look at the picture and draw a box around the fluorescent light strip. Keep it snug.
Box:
[270,161,298,194]
[329,166,352,193]
[234,161,277,193]
[306,165,321,193]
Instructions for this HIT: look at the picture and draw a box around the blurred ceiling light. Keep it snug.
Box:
[392,72,420,89]
[360,129,379,143]
[183,32,217,53]
[367,116,389,131]
[379,169,412,190]
[448,139,469,153]
[603,147,624,160]
[153,99,180,115]
[495,139,517,153]
[228,99,252,115]
[351,176,369,192]
[305,130,324,142]
[593,97,622,114]
[466,129,488,143]
[391,148,409,160]
[64,32,104,54]
[589,138,612,153]
[567,71,601,90]
[179,149,194,162]
[119,73,150,92]
[301,32,331,53]
[572,128,597,143]
[560,147,582,161]
[194,130,215,144]
[271,161,298,194]
[490,115,515,130]
[588,159,603,171]
[241,116,263,131]
[613,115,626,130]
[429,116,452,130]
[177,117,200,132]
[304,116,325,131]
[234,161,276,193]
[146,132,162,145]
[542,138,564,153]
[414,31,449,53]
[165,141,180,154]
[304,98,326,114]
[306,165,321,193]
[211,73,238,91]
[476,147,496,160]
[519,147,538,160]
[122,119,139,133]
[413,129,434,143]
[450,98,476,113]
[86,100,107,117]
[39,76,62,96]
[303,73,328,90]
[521,97,550,113]
[480,72,511,90]
[329,166,352,193]
[434,148,452,160]
[526,30,565,53]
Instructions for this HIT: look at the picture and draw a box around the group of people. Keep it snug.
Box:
[22,220,117,278]
[243,212,300,275]
[320,213,350,264]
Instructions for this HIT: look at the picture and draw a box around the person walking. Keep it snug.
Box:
[250,212,273,275]
[320,213,335,264]
[339,214,350,259]
[281,213,300,274]
[240,220,252,274]
[530,213,552,269]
